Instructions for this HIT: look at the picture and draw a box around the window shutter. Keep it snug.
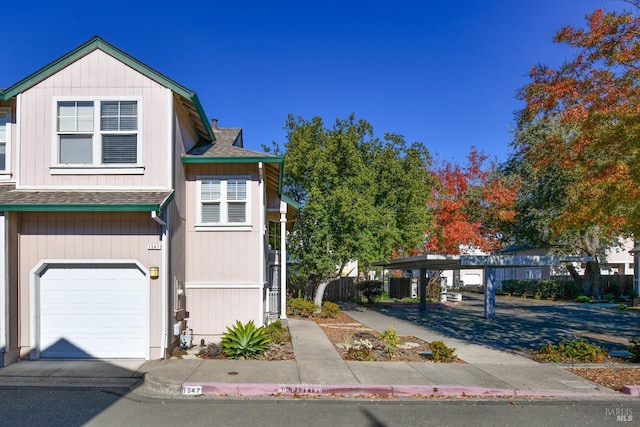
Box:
[102,135,137,163]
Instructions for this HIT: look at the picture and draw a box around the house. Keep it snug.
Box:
[0,37,297,367]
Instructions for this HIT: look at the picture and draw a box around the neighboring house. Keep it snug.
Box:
[0,37,297,367]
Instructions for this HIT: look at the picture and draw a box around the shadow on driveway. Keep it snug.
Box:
[374,294,640,353]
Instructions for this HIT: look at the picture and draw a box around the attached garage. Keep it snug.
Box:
[37,264,148,359]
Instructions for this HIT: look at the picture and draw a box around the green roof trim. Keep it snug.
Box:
[281,195,301,210]
[181,156,285,164]
[0,36,214,142]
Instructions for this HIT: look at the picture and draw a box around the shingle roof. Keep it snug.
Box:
[0,184,173,211]
[183,127,283,162]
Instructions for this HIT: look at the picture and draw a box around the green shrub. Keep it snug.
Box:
[379,325,400,359]
[265,320,289,344]
[575,295,591,303]
[616,303,629,311]
[603,293,615,303]
[221,320,271,359]
[359,280,384,303]
[321,301,341,318]
[535,339,608,363]
[429,341,457,362]
[629,338,640,363]
[287,297,318,317]
[501,279,580,300]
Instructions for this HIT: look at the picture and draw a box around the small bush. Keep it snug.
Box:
[535,339,608,363]
[347,338,374,361]
[575,295,591,303]
[221,320,271,359]
[603,293,615,303]
[359,280,384,303]
[287,297,318,317]
[429,341,457,362]
[629,338,640,363]
[379,325,400,359]
[616,303,629,311]
[265,320,289,344]
[321,301,341,318]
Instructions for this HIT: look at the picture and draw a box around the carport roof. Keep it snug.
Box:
[374,254,594,270]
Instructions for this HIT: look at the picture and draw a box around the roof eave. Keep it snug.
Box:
[181,156,285,164]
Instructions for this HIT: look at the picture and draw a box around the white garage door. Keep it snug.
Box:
[39,264,148,359]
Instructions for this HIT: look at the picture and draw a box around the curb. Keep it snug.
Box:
[174,382,625,399]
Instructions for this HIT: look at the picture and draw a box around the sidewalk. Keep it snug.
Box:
[0,306,637,399]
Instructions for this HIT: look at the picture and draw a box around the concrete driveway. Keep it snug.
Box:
[375,294,640,354]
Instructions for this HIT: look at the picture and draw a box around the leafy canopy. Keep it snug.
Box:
[282,114,435,283]
[517,7,640,237]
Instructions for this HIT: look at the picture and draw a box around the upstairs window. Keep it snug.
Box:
[197,176,250,229]
[0,110,8,171]
[56,99,139,166]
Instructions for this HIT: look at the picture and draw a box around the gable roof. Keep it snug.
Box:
[0,36,214,143]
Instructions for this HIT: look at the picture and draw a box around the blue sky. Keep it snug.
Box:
[1,1,628,164]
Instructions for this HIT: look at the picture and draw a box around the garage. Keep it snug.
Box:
[38,264,148,359]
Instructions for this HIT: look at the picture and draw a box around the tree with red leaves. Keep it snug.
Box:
[424,148,518,255]
[513,6,640,296]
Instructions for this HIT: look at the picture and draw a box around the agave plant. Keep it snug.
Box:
[221,320,271,359]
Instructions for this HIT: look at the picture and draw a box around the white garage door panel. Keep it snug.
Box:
[40,265,147,359]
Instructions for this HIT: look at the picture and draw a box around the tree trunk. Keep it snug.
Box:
[566,264,583,289]
[583,260,602,298]
[313,279,331,312]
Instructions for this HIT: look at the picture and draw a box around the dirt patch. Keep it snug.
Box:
[566,367,640,391]
[300,312,462,363]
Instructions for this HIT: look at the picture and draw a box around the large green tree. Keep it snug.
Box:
[282,114,435,307]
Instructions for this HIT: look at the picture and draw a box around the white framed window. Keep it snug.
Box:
[53,97,141,170]
[0,109,9,173]
[196,176,251,230]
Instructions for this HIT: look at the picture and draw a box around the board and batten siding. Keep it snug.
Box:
[17,211,164,359]
[185,287,261,342]
[18,49,171,189]
[184,163,265,338]
[185,163,263,283]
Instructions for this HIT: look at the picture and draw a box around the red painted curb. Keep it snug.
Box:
[180,382,622,399]
[621,385,640,396]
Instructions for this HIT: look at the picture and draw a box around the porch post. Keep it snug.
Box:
[280,203,288,319]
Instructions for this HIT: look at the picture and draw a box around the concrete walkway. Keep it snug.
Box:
[0,306,638,399]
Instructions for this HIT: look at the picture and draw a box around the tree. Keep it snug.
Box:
[282,114,435,307]
[506,118,621,297]
[517,7,640,237]
[424,148,518,255]
[514,6,640,296]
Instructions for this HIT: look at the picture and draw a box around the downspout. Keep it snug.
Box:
[159,88,174,359]
[258,162,265,326]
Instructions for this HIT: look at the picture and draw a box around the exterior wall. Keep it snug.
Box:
[185,287,261,342]
[184,163,265,339]
[185,163,262,283]
[17,50,171,189]
[17,211,163,359]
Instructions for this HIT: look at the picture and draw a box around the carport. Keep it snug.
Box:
[374,254,593,319]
